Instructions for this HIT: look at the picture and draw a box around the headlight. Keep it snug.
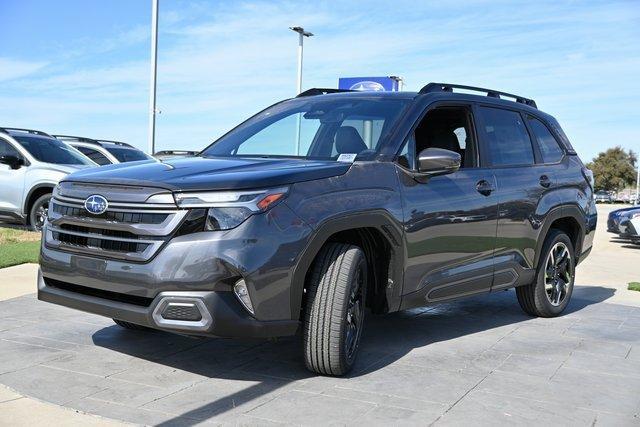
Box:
[174,187,288,231]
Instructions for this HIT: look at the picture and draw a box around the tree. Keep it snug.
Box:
[586,146,637,191]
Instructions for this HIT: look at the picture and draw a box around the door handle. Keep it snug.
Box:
[539,175,552,188]
[476,180,494,196]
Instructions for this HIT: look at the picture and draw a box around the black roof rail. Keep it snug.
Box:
[296,88,354,97]
[154,150,198,155]
[418,83,537,108]
[53,135,102,146]
[0,127,53,137]
[96,139,134,148]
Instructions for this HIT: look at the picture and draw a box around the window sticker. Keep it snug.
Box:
[337,153,357,163]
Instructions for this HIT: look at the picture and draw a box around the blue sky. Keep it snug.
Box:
[0,0,638,161]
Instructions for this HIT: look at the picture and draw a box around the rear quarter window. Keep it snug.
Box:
[527,116,564,163]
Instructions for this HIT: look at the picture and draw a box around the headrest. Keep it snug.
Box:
[335,126,367,154]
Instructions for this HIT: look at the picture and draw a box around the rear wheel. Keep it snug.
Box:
[303,243,367,376]
[113,319,149,330]
[516,229,575,317]
[29,193,51,231]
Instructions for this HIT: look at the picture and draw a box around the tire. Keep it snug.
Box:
[516,229,575,317]
[113,319,149,330]
[303,243,367,376]
[29,193,51,231]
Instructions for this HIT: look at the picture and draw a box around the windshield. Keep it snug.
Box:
[14,136,94,165]
[105,146,152,162]
[201,97,410,160]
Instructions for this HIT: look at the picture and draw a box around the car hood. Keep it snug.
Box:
[611,207,640,218]
[38,163,94,175]
[62,156,352,191]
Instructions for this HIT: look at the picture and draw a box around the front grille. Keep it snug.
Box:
[45,277,153,307]
[45,188,187,262]
[51,202,169,224]
[59,224,139,239]
[51,231,149,254]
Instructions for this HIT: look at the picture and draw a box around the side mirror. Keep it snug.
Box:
[0,155,24,170]
[416,148,461,177]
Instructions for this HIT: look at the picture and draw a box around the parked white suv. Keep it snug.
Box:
[0,127,95,230]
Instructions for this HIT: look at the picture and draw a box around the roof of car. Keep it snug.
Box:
[0,127,54,139]
[295,83,542,113]
[53,135,136,149]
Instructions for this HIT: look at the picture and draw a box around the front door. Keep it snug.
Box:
[397,105,498,307]
[0,138,27,216]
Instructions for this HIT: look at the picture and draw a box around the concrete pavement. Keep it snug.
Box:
[0,204,638,426]
[0,263,38,301]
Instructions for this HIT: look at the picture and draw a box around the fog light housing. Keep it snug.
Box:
[233,279,254,315]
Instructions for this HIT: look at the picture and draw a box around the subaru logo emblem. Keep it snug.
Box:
[84,195,108,215]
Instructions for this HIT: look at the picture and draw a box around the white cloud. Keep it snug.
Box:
[1,0,639,159]
[0,57,48,82]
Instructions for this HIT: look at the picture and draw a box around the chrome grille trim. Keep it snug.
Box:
[45,228,161,261]
[53,194,178,210]
[45,189,187,262]
[48,224,159,244]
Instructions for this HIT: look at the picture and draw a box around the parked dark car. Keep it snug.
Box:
[38,83,596,375]
[607,206,640,234]
[594,190,613,203]
[153,150,199,160]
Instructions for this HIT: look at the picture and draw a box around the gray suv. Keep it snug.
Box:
[38,84,597,375]
[0,128,95,230]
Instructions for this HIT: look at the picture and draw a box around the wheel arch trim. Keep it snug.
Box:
[534,204,586,269]
[289,209,404,319]
[23,183,56,216]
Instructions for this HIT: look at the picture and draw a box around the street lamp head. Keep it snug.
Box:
[289,26,314,37]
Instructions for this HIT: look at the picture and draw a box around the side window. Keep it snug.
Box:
[478,107,534,166]
[398,106,477,169]
[0,139,20,157]
[397,134,415,169]
[527,116,564,163]
[75,146,112,165]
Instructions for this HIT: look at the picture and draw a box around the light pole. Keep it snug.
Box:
[289,27,313,155]
[289,26,313,94]
[148,0,159,155]
[635,161,640,205]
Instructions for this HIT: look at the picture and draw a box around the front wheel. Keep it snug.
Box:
[303,243,367,376]
[29,193,51,231]
[516,230,575,317]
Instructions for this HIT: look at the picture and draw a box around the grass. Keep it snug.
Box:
[629,282,640,292]
[0,227,41,269]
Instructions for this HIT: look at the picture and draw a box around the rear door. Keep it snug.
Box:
[475,106,556,289]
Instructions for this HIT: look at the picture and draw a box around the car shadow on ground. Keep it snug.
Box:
[92,286,615,426]
[609,236,639,249]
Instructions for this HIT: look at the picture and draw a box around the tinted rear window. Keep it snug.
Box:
[106,147,150,162]
[527,116,564,163]
[478,107,534,166]
[75,146,112,165]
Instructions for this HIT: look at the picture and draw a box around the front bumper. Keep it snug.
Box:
[38,201,312,337]
[38,269,299,338]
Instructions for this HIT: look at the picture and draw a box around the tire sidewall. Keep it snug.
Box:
[340,252,367,370]
[29,193,51,231]
[535,231,575,315]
